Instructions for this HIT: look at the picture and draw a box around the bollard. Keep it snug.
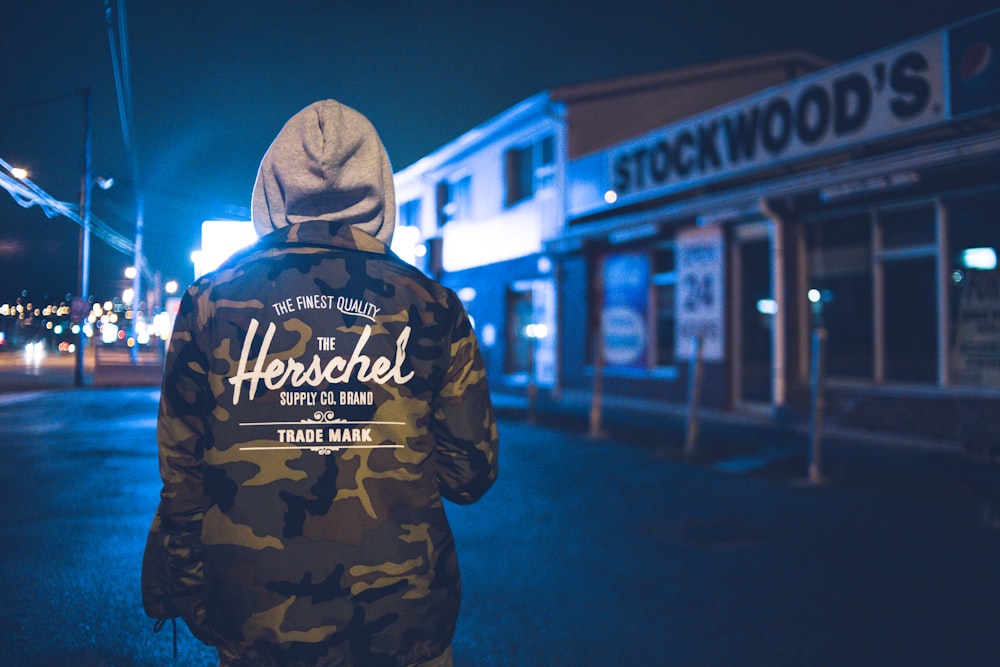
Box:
[526,378,538,424]
[589,351,604,439]
[526,337,537,424]
[808,327,828,484]
[683,335,705,458]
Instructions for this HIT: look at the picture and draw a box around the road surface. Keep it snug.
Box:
[1,387,998,666]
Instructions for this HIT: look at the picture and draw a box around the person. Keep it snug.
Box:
[142,99,499,667]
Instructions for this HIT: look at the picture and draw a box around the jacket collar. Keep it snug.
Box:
[257,220,388,255]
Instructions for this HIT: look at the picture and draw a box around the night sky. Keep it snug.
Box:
[1,0,996,304]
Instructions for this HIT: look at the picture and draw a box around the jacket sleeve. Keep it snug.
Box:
[432,300,499,504]
[141,288,215,645]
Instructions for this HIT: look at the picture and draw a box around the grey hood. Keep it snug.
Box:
[251,99,396,245]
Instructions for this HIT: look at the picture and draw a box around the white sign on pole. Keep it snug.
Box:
[676,225,725,362]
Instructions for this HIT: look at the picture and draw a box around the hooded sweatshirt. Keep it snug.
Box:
[251,99,396,243]
[143,99,498,667]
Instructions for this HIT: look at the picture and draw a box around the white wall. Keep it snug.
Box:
[393,95,567,273]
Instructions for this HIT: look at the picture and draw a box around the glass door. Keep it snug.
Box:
[735,228,774,405]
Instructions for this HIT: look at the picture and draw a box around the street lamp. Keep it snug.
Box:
[74,87,93,388]
[73,89,115,387]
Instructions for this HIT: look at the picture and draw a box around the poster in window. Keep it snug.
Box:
[675,226,725,362]
[601,252,649,368]
[952,269,1000,387]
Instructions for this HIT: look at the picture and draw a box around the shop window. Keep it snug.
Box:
[948,197,1000,388]
[505,287,533,375]
[880,206,935,249]
[505,280,556,385]
[652,246,676,367]
[592,247,679,370]
[739,238,773,402]
[808,215,873,378]
[883,257,937,382]
[877,205,938,383]
[599,252,651,369]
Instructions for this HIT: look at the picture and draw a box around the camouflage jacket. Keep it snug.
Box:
[142,220,499,666]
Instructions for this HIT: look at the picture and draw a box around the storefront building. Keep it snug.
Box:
[393,52,827,399]
[553,10,1000,450]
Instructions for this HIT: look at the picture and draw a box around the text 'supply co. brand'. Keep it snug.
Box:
[229,318,414,406]
[231,294,414,454]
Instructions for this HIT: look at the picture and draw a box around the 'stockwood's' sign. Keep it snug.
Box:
[607,33,945,204]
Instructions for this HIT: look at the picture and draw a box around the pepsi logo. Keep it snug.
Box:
[959,42,995,89]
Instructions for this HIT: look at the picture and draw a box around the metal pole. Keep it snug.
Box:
[589,312,605,439]
[589,348,604,438]
[526,330,537,423]
[590,263,606,439]
[74,87,92,388]
[808,326,828,484]
[684,335,705,459]
[129,203,142,365]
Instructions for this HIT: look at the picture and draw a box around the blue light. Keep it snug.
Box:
[960,247,997,270]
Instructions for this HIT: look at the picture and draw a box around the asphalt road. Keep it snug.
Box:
[1,387,998,666]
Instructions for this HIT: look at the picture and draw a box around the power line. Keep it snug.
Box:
[0,158,144,261]
[0,90,87,115]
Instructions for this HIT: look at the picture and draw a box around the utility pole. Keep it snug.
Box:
[74,87,93,388]
[129,193,143,365]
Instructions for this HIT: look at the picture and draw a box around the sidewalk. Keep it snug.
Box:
[0,347,162,393]
[491,389,1000,527]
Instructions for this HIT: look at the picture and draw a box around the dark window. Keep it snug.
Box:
[435,180,450,227]
[434,176,471,225]
[653,247,676,367]
[449,176,471,221]
[808,215,873,378]
[505,287,533,374]
[399,198,420,228]
[504,145,533,207]
[739,239,773,402]
[881,207,935,249]
[884,257,937,382]
[878,206,938,383]
[539,134,555,166]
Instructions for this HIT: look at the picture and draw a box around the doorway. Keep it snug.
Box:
[734,225,773,405]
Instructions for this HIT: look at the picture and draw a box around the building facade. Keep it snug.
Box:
[554,9,1000,450]
[395,9,999,451]
[393,52,827,399]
